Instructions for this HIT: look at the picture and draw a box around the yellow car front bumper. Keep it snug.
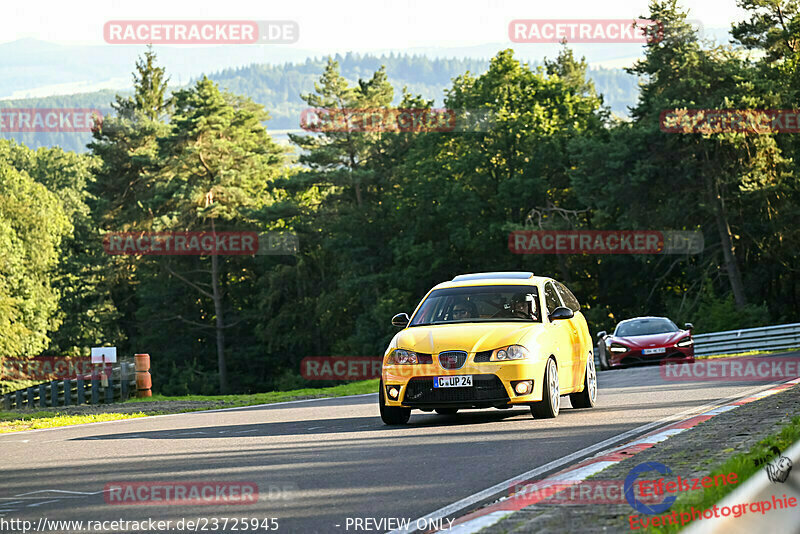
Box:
[382,357,549,408]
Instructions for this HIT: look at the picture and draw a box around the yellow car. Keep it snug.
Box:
[379,272,597,425]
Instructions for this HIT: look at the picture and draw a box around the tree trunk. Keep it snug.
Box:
[210,221,228,393]
[704,171,747,309]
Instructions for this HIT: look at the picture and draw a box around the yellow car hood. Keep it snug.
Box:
[394,322,543,354]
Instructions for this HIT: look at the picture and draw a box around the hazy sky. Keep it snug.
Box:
[5,0,749,49]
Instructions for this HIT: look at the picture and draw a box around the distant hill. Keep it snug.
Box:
[0,53,640,153]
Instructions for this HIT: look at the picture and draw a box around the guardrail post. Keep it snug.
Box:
[27,386,35,408]
[15,390,23,409]
[120,362,129,400]
[64,379,72,406]
[50,380,59,407]
[105,373,114,404]
[91,371,99,405]
[39,384,47,408]
[77,377,85,405]
[135,354,152,398]
[3,394,10,410]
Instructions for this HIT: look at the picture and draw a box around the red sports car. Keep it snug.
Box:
[596,316,694,370]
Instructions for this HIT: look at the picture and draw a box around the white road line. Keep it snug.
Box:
[15,489,109,497]
[703,405,737,416]
[26,499,60,507]
[1,497,83,500]
[389,380,789,534]
[609,427,687,450]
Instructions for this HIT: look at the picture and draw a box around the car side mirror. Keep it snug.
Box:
[392,313,410,328]
[549,306,574,321]
[596,330,607,340]
[685,323,694,331]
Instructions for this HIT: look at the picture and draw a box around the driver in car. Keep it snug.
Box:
[451,300,478,321]
[510,293,538,320]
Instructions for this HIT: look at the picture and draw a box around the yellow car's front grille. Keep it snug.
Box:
[402,374,509,406]
[438,350,467,369]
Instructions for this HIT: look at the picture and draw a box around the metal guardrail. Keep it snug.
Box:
[1,362,137,410]
[693,322,800,356]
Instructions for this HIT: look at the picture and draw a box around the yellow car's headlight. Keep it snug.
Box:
[388,349,433,365]
[490,345,530,361]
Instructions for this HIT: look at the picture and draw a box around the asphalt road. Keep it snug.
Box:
[0,363,789,534]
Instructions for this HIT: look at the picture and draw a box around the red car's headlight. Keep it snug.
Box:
[608,343,629,353]
[676,337,693,347]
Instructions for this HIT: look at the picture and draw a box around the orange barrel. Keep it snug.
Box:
[134,353,152,397]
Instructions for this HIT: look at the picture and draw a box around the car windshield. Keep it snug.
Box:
[409,285,541,326]
[615,318,679,337]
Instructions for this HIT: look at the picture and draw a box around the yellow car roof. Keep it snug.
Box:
[432,272,550,290]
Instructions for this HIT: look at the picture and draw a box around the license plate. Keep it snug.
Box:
[642,347,667,355]
[433,375,473,388]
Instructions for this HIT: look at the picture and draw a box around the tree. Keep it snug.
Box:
[0,144,71,359]
[88,49,173,361]
[3,142,120,355]
[151,77,286,393]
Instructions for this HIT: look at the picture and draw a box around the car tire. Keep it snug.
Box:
[379,381,410,425]
[570,356,597,409]
[531,358,560,419]
[435,408,458,415]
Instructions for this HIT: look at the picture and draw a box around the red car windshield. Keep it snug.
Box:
[615,318,679,337]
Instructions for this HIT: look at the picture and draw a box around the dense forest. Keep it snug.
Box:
[0,54,640,153]
[1,1,798,395]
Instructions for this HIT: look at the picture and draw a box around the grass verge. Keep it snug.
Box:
[124,379,379,408]
[0,411,148,433]
[650,413,800,533]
